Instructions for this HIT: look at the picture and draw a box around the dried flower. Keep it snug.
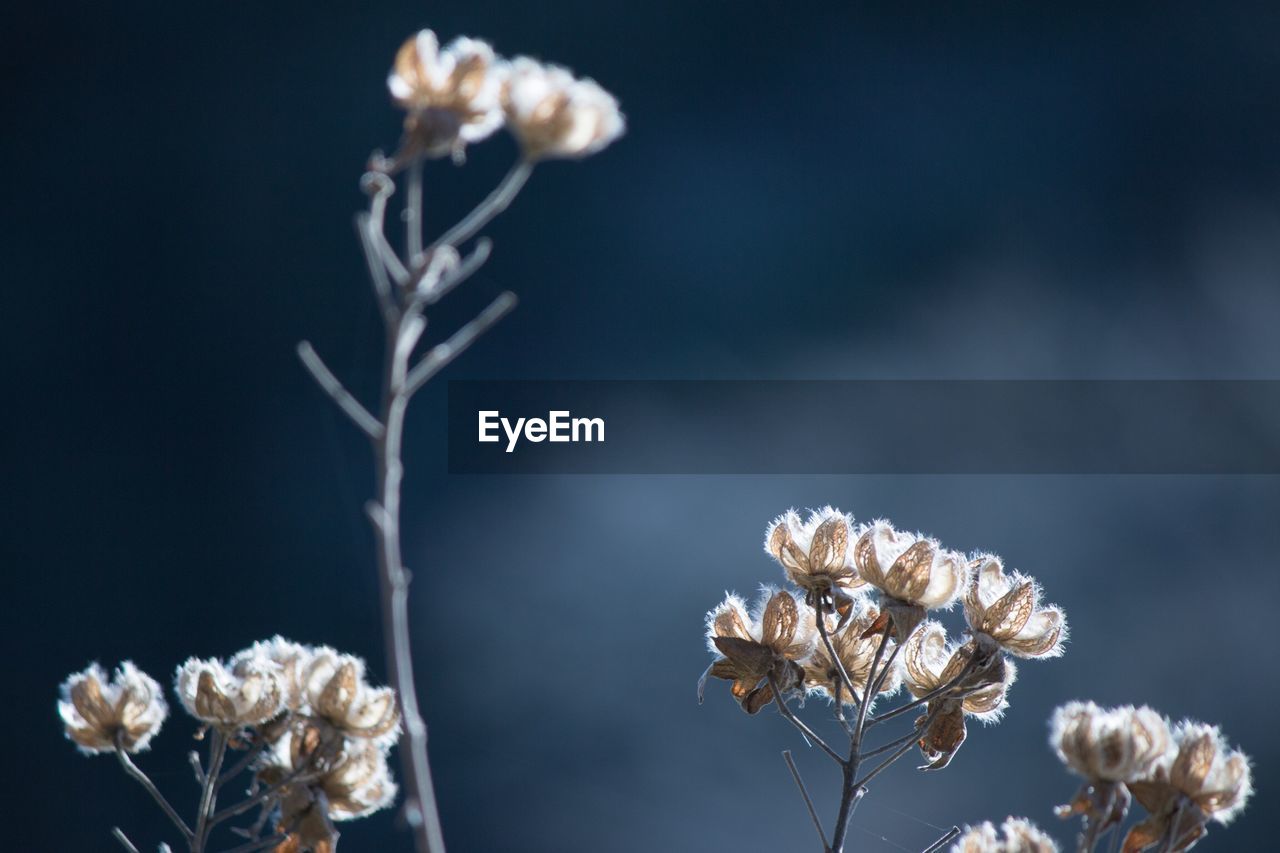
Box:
[175,655,283,728]
[766,507,866,623]
[388,30,505,158]
[502,57,625,160]
[853,520,969,641]
[1123,721,1252,852]
[58,662,167,754]
[1050,701,1171,843]
[952,817,1059,853]
[701,589,815,714]
[265,726,397,853]
[1052,701,1170,784]
[300,648,400,745]
[232,636,313,712]
[903,621,1017,769]
[964,556,1066,658]
[803,600,901,704]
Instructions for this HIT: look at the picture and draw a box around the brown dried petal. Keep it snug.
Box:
[713,605,753,642]
[762,591,798,649]
[983,581,1036,639]
[853,529,883,585]
[769,523,809,577]
[888,540,936,602]
[712,637,773,675]
[808,517,848,575]
[1171,731,1216,796]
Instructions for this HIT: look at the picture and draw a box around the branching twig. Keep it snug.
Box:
[921,826,961,853]
[432,160,533,251]
[770,674,845,765]
[782,750,830,851]
[403,291,518,397]
[115,740,194,844]
[297,342,385,440]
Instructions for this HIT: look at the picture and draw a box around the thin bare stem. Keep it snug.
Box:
[867,661,978,729]
[417,238,492,305]
[403,292,518,396]
[782,750,830,851]
[851,702,946,791]
[189,751,206,785]
[297,341,385,439]
[217,836,289,853]
[815,609,862,708]
[432,159,533,250]
[921,826,961,853]
[405,158,424,266]
[769,674,845,765]
[112,828,141,853]
[195,729,229,850]
[115,741,194,844]
[217,738,269,791]
[859,726,922,761]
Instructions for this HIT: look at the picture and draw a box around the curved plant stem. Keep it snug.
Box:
[114,739,194,845]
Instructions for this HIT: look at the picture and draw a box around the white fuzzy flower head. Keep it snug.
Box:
[904,621,1017,722]
[388,30,505,157]
[232,636,313,713]
[502,57,624,160]
[321,740,399,820]
[854,520,969,611]
[952,817,1059,853]
[904,621,1017,770]
[58,662,167,754]
[701,588,816,714]
[1050,701,1170,783]
[766,507,867,606]
[1123,721,1252,851]
[965,556,1067,658]
[301,648,400,745]
[175,655,283,728]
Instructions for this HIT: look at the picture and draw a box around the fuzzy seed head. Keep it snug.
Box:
[765,507,866,597]
[965,556,1067,658]
[502,57,624,160]
[388,30,505,156]
[301,648,401,746]
[952,817,1059,852]
[1050,701,1170,783]
[175,655,283,727]
[58,662,167,754]
[854,520,969,610]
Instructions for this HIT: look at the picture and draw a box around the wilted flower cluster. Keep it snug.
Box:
[59,638,402,852]
[951,817,1059,853]
[705,508,1067,771]
[1050,702,1252,852]
[387,29,624,161]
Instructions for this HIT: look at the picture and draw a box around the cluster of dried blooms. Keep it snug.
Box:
[701,508,1068,852]
[386,29,623,163]
[700,507,1255,853]
[1050,701,1252,852]
[59,638,400,852]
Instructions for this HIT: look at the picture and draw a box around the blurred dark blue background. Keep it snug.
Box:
[3,1,1278,850]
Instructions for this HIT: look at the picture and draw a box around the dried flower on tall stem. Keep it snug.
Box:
[57,27,622,853]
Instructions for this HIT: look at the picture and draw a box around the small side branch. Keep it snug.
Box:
[782,750,830,852]
[111,828,141,853]
[770,675,845,765]
[921,826,961,853]
[297,341,385,440]
[403,292,518,397]
[115,745,194,843]
[432,160,533,251]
